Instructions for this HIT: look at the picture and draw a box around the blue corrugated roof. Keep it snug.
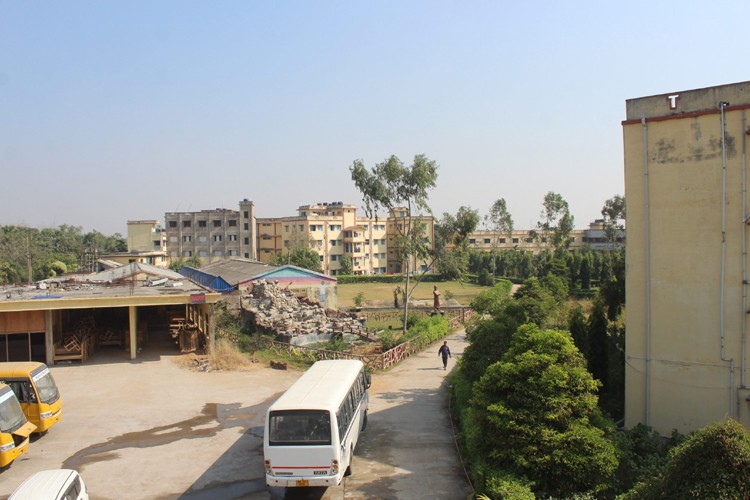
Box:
[178,267,235,293]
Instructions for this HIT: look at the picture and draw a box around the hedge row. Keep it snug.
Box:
[336,273,449,284]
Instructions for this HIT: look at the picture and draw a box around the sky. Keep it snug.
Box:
[1,1,749,236]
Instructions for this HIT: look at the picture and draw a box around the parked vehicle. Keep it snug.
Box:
[0,362,62,433]
[264,359,370,488]
[9,469,88,500]
[0,383,35,468]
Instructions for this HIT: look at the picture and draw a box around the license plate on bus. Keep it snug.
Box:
[296,480,309,487]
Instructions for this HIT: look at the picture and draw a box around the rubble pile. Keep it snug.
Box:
[243,280,369,342]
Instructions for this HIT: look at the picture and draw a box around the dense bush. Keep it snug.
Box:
[469,279,513,314]
[610,424,682,495]
[624,419,750,499]
[469,324,617,498]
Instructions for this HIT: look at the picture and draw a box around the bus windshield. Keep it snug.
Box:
[0,389,26,434]
[268,410,331,446]
[31,368,59,404]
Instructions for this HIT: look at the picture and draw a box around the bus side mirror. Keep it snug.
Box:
[366,374,371,389]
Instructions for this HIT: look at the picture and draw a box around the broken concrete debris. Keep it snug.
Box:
[242,280,369,343]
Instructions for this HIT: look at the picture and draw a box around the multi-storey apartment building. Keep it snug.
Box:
[464,220,623,254]
[165,199,256,265]
[256,202,434,276]
[624,81,750,434]
[386,208,436,274]
[100,220,169,268]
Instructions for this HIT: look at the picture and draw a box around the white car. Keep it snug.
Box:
[9,469,88,500]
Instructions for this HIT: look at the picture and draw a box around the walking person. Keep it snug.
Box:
[438,341,451,370]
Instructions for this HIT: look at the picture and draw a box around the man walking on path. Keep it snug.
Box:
[438,340,451,370]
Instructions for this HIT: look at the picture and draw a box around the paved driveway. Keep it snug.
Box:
[0,332,473,500]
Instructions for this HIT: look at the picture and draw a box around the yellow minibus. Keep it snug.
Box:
[0,383,35,468]
[0,362,62,433]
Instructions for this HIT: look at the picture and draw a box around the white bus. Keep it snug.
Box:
[264,359,370,488]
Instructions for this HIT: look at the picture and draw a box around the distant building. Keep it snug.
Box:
[100,220,169,268]
[623,80,750,434]
[462,220,623,254]
[256,202,435,275]
[165,199,256,265]
[258,201,435,276]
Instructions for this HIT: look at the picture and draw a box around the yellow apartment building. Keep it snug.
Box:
[624,81,750,434]
[256,202,434,276]
[99,220,169,268]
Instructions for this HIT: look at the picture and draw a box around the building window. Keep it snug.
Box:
[199,250,208,257]
[183,250,192,257]
[469,238,476,244]
[512,238,519,244]
[169,221,177,228]
[199,236,207,242]
[198,220,207,228]
[214,250,223,256]
[344,231,352,238]
[182,221,191,228]
[228,234,238,241]
[319,255,324,262]
[244,211,249,218]
[244,223,249,230]
[244,237,249,244]
[229,220,237,227]
[170,236,177,242]
[229,250,238,256]
[213,235,222,242]
[213,220,222,227]
[153,241,161,248]
[331,240,337,246]
[499,238,506,243]
[484,238,491,244]
[183,235,192,242]
[244,253,250,258]
[299,224,304,231]
[331,255,338,261]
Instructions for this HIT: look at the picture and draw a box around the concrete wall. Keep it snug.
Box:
[624,80,750,434]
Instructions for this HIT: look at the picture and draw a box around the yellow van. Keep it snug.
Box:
[0,383,35,468]
[0,362,62,433]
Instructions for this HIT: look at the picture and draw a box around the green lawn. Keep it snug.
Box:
[336,280,489,308]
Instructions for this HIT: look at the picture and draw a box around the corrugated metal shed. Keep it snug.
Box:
[178,267,235,293]
[198,258,275,286]
[239,265,336,286]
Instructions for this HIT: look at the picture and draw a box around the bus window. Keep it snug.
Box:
[0,389,26,434]
[32,367,59,405]
[269,410,331,446]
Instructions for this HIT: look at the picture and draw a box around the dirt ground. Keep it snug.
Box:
[0,333,302,499]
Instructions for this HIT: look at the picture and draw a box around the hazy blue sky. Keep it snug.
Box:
[2,1,748,235]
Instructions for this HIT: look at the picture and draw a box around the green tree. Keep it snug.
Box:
[469,324,617,497]
[588,298,609,391]
[271,248,323,273]
[461,301,525,383]
[485,198,513,277]
[568,304,589,357]
[536,191,575,251]
[338,255,353,275]
[602,195,626,249]
[580,253,592,289]
[350,154,438,333]
[513,278,557,328]
[624,419,750,500]
[435,206,479,281]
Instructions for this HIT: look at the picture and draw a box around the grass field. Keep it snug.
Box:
[336,280,490,308]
